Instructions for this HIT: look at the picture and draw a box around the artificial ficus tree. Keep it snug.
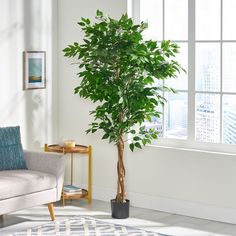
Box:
[63,10,183,203]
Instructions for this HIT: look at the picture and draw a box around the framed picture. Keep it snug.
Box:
[23,51,46,90]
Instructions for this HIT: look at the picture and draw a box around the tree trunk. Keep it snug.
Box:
[116,137,126,203]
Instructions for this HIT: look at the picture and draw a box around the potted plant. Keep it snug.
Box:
[63,10,183,219]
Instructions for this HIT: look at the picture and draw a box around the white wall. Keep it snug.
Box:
[0,0,58,149]
[59,0,236,224]
[126,146,236,224]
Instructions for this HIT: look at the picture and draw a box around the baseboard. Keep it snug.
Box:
[78,183,236,224]
[128,192,236,225]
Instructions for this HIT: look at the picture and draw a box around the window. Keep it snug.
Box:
[130,0,236,152]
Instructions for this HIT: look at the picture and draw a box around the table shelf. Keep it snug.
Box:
[62,189,88,203]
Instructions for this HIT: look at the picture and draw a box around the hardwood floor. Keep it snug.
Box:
[0,199,235,235]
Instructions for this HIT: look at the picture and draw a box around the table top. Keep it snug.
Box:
[46,144,89,154]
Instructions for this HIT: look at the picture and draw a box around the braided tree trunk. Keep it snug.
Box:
[116,137,126,203]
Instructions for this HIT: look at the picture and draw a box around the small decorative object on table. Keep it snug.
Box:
[44,143,92,206]
[63,140,76,148]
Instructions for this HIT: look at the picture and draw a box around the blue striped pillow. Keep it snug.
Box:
[0,126,27,170]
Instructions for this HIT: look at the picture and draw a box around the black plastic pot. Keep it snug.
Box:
[111,199,130,219]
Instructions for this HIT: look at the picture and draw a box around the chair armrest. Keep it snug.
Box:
[24,150,66,200]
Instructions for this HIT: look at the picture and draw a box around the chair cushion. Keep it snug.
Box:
[0,170,57,200]
[0,126,27,170]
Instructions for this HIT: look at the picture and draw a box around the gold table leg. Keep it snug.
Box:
[87,145,92,203]
[71,153,73,186]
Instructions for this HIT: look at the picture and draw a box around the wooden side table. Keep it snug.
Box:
[44,144,92,206]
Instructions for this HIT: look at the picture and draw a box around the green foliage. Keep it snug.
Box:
[63,10,184,151]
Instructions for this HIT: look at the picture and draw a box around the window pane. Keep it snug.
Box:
[140,0,163,40]
[223,95,236,144]
[223,0,236,40]
[196,43,220,92]
[165,43,188,90]
[195,94,220,143]
[165,0,188,40]
[164,93,188,139]
[196,0,221,40]
[223,43,236,92]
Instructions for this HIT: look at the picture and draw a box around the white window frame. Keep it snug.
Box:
[129,0,236,154]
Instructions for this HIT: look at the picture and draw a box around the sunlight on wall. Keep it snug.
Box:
[0,0,57,150]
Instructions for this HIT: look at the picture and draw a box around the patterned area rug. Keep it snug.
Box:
[11,216,168,235]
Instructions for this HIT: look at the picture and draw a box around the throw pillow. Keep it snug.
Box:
[0,126,27,170]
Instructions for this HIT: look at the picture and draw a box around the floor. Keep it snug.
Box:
[0,199,236,236]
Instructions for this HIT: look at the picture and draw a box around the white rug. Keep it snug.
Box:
[10,216,168,236]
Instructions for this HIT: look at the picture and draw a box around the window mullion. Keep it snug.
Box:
[220,0,223,143]
[132,0,140,24]
[162,0,165,136]
[188,0,195,141]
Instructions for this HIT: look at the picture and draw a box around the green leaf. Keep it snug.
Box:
[133,136,141,141]
[142,139,147,145]
[96,9,103,17]
[78,22,85,26]
[135,142,142,149]
[129,143,135,152]
[144,76,154,84]
[150,98,158,105]
[85,129,91,134]
[170,88,177,93]
[152,133,157,139]
[81,17,90,24]
[102,133,109,139]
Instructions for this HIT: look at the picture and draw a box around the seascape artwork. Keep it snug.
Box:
[23,51,46,90]
[28,58,42,83]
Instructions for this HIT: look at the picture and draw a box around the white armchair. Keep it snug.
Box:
[0,151,66,221]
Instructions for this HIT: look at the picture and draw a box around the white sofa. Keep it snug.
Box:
[0,150,66,220]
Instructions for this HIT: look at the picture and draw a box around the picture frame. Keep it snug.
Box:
[23,51,46,90]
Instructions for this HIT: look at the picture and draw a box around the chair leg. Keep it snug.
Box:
[47,203,55,221]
